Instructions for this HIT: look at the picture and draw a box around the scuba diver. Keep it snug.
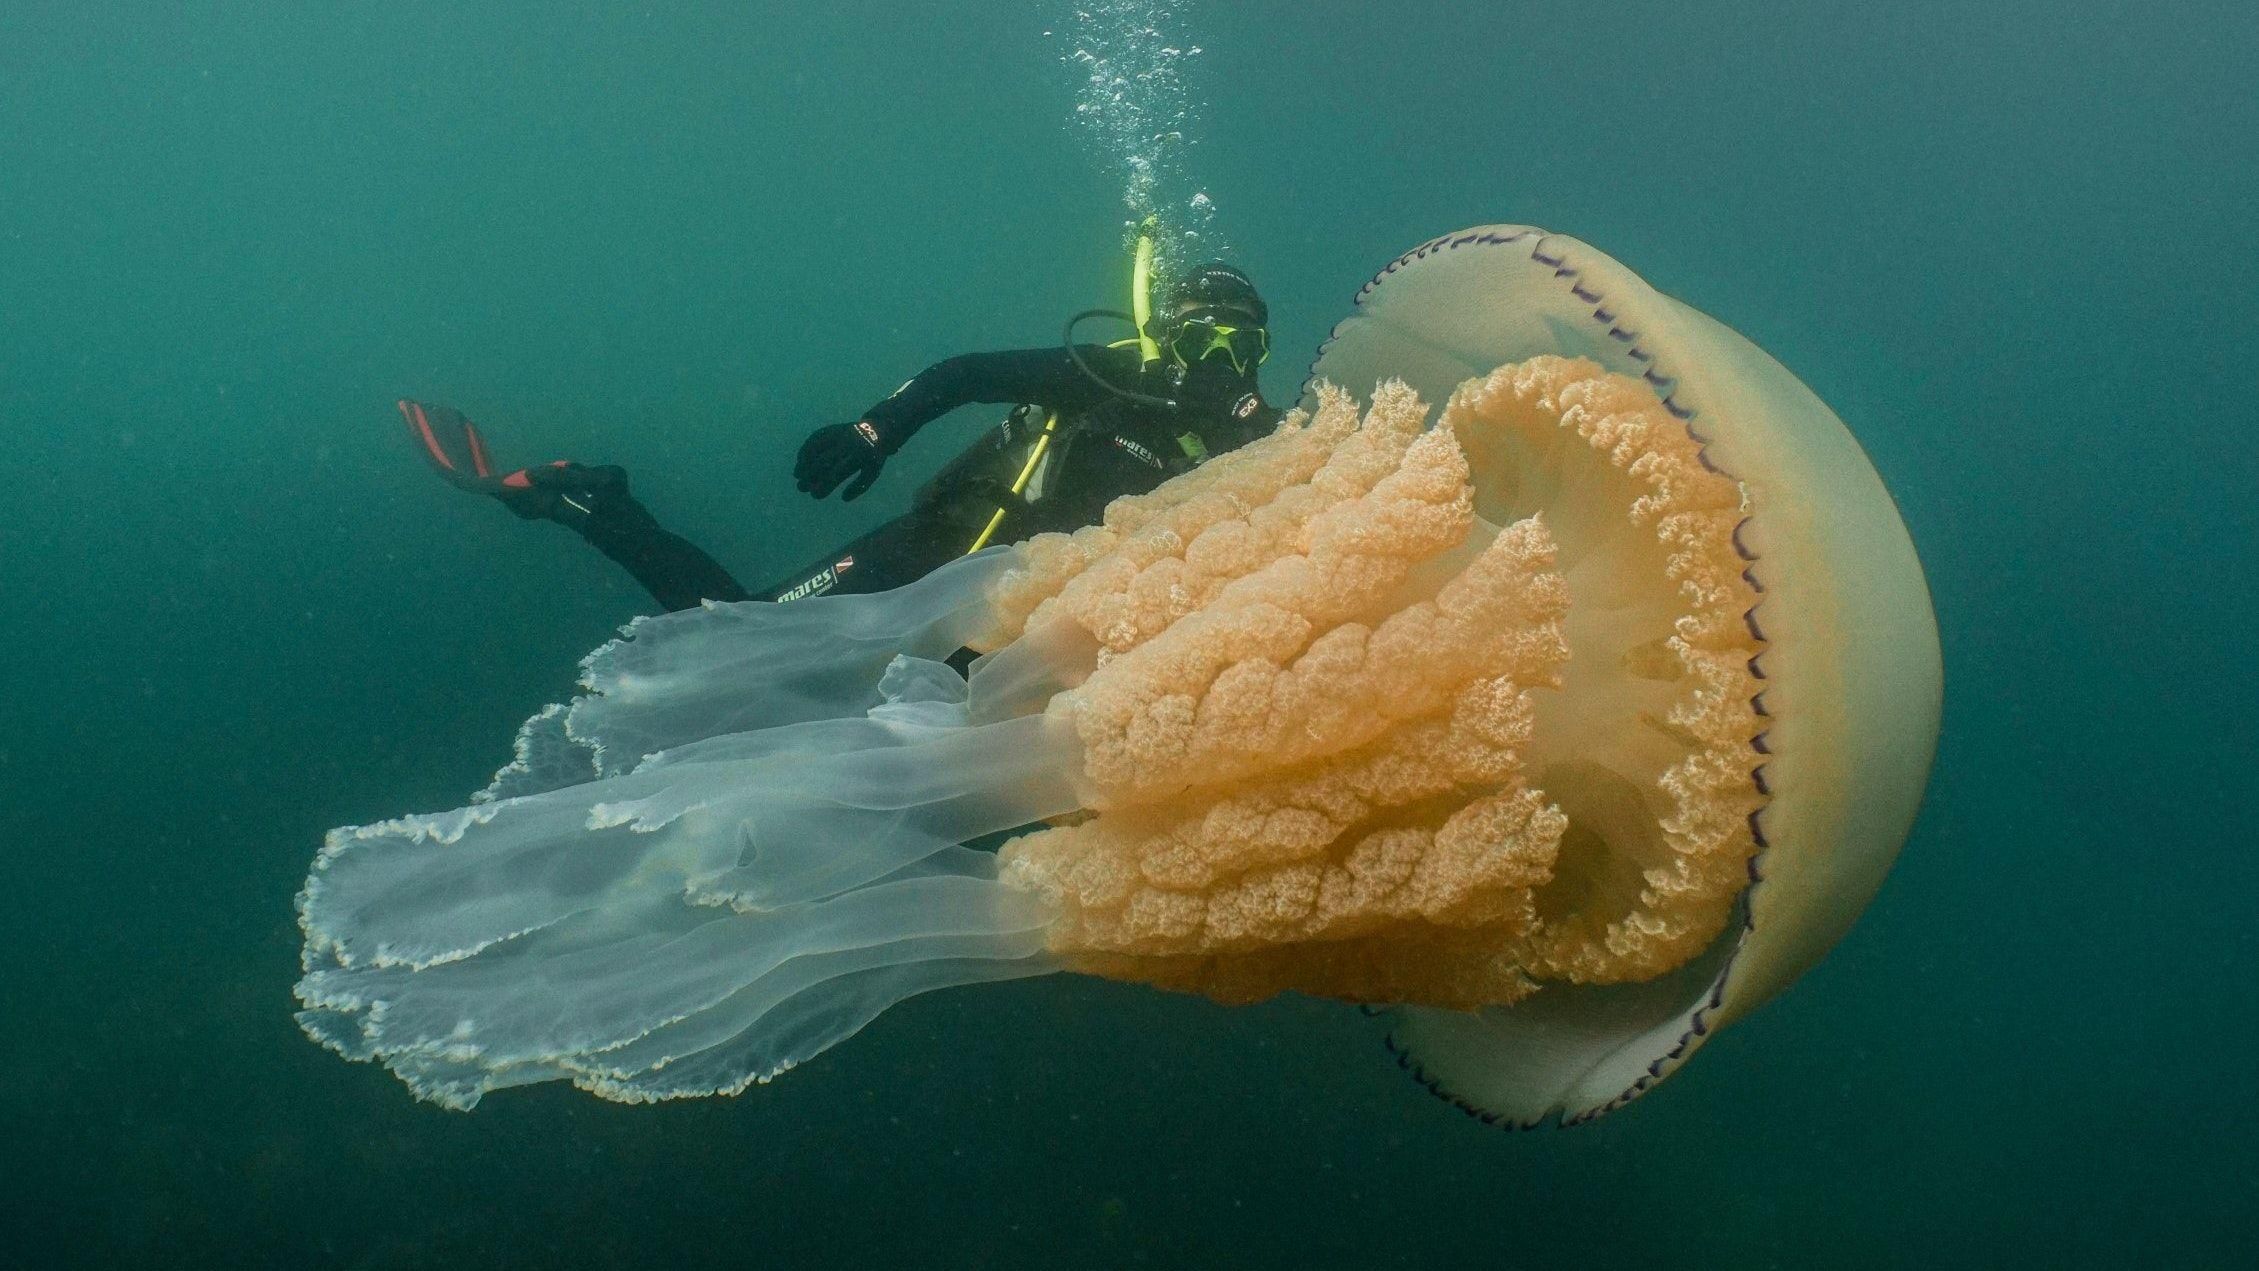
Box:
[402,250,1282,613]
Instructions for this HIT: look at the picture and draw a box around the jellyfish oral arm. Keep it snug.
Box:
[297,553,1089,1109]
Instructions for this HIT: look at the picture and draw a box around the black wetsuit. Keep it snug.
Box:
[557,344,1280,611]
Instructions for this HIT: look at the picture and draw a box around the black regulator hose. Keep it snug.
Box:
[1062,309,1179,410]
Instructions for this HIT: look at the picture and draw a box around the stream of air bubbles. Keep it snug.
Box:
[1052,2,1226,271]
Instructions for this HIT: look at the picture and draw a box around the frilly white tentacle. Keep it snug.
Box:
[297,549,1079,1108]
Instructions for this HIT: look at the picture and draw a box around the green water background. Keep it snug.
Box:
[3,1,2252,1266]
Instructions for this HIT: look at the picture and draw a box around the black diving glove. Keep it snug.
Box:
[794,419,890,502]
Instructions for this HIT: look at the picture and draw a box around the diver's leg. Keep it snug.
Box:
[539,468,751,610]
[756,510,967,603]
[397,400,749,611]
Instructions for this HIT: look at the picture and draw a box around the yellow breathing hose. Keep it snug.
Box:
[966,410,1059,554]
[971,227,1157,555]
[1132,218,1160,364]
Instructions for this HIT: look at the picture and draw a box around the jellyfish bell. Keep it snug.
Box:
[295,227,1939,1125]
[1307,227,1942,1123]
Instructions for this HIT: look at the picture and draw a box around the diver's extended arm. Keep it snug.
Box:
[795,345,1140,501]
[858,345,1131,445]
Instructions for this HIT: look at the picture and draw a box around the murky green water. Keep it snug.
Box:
[4,2,2251,1266]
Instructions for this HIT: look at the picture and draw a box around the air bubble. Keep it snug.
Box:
[1058,0,1229,264]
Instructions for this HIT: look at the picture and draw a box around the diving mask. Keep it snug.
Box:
[1166,313,1271,375]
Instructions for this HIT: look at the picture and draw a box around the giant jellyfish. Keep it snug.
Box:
[297,227,1941,1125]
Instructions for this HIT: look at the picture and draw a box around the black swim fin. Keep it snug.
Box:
[398,399,508,494]
[398,396,626,533]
